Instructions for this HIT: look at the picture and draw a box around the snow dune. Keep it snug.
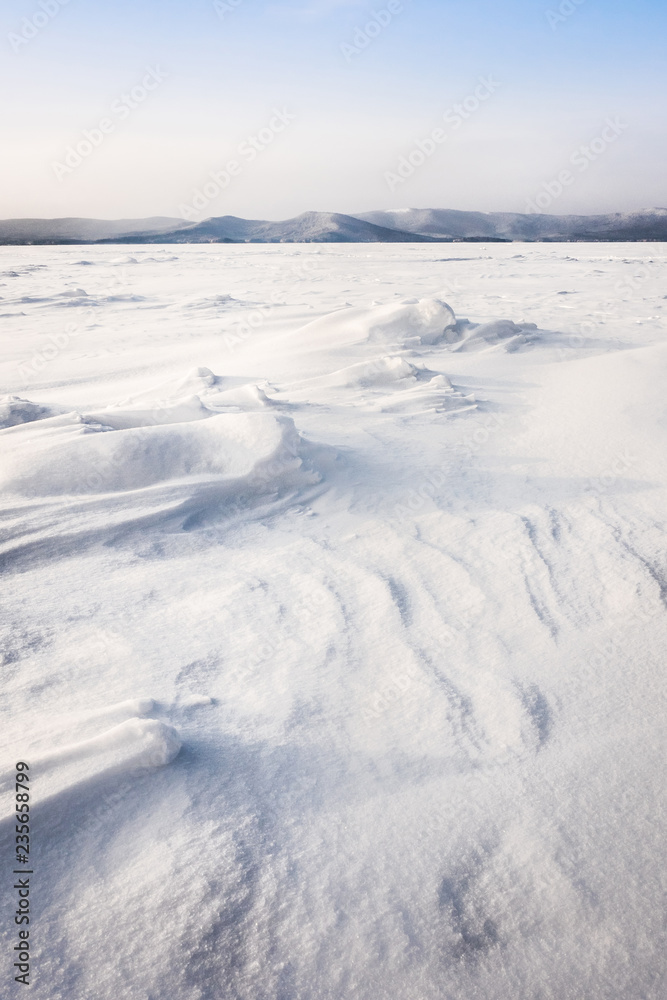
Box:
[282,296,457,351]
[0,243,666,1000]
[0,409,307,497]
[0,716,180,808]
[0,362,322,559]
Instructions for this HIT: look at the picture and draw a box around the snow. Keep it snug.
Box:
[1,242,666,999]
[0,408,310,497]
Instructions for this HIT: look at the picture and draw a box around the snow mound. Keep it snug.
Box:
[0,717,181,820]
[116,366,222,406]
[309,356,423,389]
[37,289,94,307]
[85,368,275,426]
[290,298,456,350]
[1,410,309,497]
[206,383,275,411]
[283,357,475,415]
[184,294,240,310]
[0,395,61,428]
[30,717,182,773]
[100,293,147,303]
[84,396,213,430]
[446,319,539,353]
[366,298,456,345]
[368,375,477,415]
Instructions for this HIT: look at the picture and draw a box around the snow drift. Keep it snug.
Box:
[285,297,540,355]
[0,409,309,497]
[285,297,457,352]
[0,361,319,503]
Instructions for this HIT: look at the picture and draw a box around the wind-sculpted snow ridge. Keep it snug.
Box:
[108,366,277,414]
[0,409,309,497]
[364,298,456,345]
[286,297,541,355]
[446,318,539,353]
[28,717,181,775]
[287,297,457,351]
[0,367,321,560]
[0,698,181,827]
[2,285,147,309]
[0,396,67,428]
[284,356,477,415]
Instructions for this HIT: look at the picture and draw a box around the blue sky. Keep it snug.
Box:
[1,0,665,219]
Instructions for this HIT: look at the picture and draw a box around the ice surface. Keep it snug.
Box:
[0,243,666,1000]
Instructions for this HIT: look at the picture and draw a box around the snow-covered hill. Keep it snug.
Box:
[3,208,667,244]
[133,211,437,244]
[358,207,667,241]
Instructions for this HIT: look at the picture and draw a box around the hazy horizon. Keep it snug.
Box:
[2,204,667,225]
[2,0,665,221]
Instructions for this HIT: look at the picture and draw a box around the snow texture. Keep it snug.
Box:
[0,243,666,1000]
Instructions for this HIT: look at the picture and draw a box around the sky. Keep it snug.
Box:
[1,0,665,220]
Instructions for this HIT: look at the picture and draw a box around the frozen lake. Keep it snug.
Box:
[1,243,666,999]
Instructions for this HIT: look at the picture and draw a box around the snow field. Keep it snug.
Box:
[0,243,666,999]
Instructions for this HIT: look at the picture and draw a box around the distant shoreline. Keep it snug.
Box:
[2,208,666,245]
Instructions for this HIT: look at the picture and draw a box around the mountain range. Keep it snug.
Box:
[1,208,666,245]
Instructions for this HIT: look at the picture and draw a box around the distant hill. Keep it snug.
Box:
[357,208,667,242]
[1,208,666,245]
[97,212,437,245]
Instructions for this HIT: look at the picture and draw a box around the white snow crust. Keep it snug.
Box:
[0,243,666,1000]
